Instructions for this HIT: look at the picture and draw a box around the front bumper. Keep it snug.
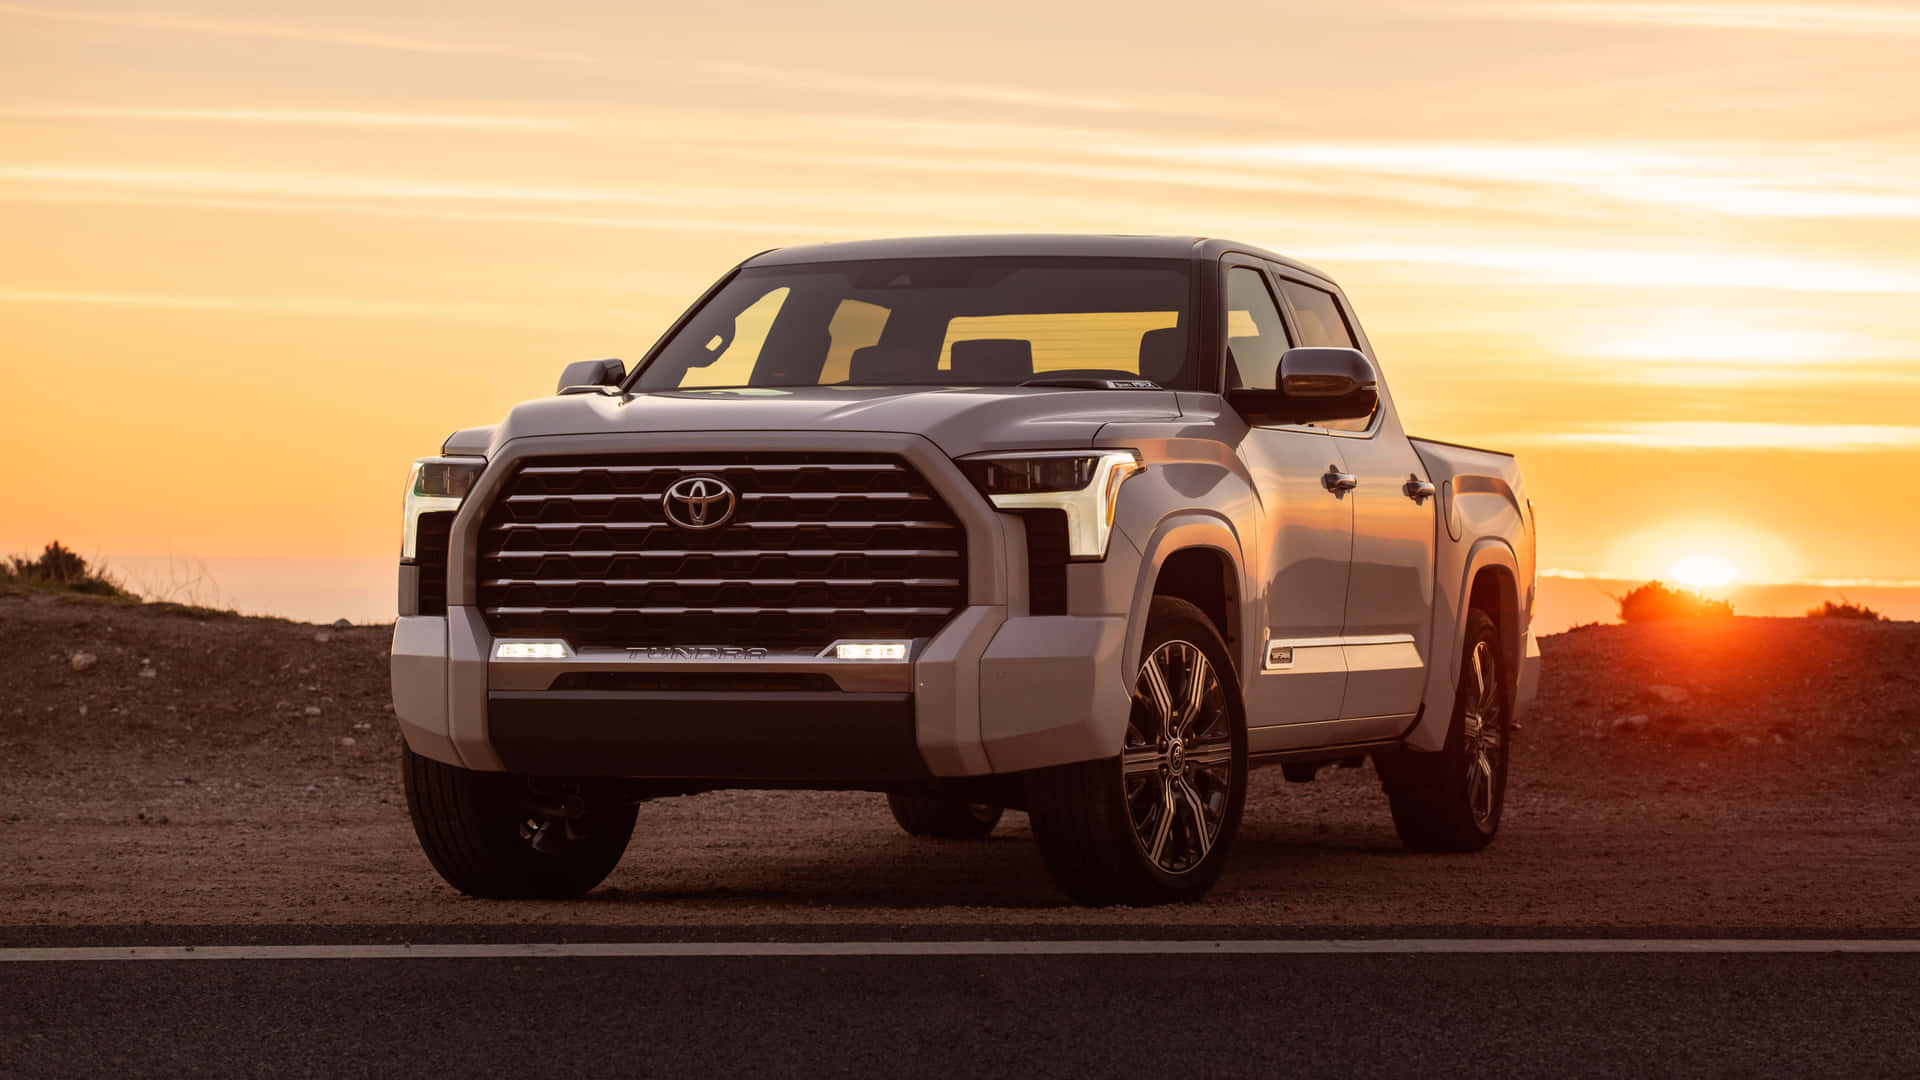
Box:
[391,604,1131,782]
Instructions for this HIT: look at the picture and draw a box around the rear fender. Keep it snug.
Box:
[1408,537,1520,751]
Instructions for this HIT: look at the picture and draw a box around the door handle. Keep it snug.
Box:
[1403,475,1436,504]
[1322,467,1358,493]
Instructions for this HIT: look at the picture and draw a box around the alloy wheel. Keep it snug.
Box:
[1121,639,1233,873]
[1460,639,1505,828]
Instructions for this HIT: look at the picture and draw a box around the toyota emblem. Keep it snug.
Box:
[663,475,737,531]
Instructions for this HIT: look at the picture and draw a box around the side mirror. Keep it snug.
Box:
[557,357,625,395]
[1280,347,1375,398]
[1227,347,1378,427]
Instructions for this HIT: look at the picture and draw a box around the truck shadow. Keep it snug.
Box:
[583,819,1414,910]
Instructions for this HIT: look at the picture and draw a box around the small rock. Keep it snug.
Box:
[353,722,371,731]
[1740,735,1762,747]
[1647,685,1689,704]
[138,667,157,679]
[313,630,332,644]
[339,737,356,747]
[1610,713,1650,733]
[78,704,89,717]
[69,651,98,672]
[332,618,352,629]
[304,705,323,717]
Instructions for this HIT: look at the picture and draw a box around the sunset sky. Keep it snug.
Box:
[4,1,1917,624]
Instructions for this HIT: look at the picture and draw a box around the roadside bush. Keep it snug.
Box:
[1807,599,1885,621]
[3,541,132,597]
[1615,580,1733,623]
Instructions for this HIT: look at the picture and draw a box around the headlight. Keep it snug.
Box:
[960,450,1143,559]
[401,456,484,560]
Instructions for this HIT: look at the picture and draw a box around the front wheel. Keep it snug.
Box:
[1026,596,1247,906]
[1376,608,1511,853]
[402,747,637,898]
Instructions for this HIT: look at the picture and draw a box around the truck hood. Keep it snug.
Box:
[485,385,1182,458]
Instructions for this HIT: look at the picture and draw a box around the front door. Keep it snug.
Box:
[1273,274,1436,725]
[1221,260,1355,743]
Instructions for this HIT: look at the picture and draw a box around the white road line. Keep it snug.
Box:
[2,939,1918,962]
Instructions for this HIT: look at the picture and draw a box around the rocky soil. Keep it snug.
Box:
[2,589,1916,930]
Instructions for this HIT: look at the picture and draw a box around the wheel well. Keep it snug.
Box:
[1468,566,1519,669]
[1153,547,1238,656]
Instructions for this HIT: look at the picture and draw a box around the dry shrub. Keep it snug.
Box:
[1615,580,1733,623]
[1807,599,1886,621]
[4,541,133,597]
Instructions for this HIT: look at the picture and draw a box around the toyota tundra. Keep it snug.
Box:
[392,235,1542,905]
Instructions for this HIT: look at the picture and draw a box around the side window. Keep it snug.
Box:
[679,286,790,388]
[1277,281,1356,349]
[1278,280,1374,431]
[817,299,890,383]
[1224,267,1289,391]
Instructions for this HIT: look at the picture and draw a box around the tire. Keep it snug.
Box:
[1026,596,1248,906]
[1377,608,1511,853]
[886,793,1004,839]
[402,746,637,899]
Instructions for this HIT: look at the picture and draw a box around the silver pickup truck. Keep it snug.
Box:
[392,235,1541,906]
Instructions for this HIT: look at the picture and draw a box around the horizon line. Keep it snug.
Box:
[1540,568,1920,589]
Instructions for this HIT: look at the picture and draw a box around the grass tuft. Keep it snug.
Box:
[3,541,134,599]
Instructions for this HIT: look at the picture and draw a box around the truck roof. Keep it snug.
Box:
[746,234,1335,284]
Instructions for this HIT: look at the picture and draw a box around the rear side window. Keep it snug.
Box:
[1224,268,1289,391]
[1277,281,1356,349]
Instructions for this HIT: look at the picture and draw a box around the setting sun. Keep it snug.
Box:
[1669,554,1739,589]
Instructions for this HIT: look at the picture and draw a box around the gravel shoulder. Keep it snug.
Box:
[3,589,1917,931]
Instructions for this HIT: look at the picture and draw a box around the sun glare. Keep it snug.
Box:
[1669,554,1738,589]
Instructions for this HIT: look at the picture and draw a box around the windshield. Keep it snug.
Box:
[632,257,1194,391]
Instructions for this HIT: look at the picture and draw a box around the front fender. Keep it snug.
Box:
[1117,511,1253,692]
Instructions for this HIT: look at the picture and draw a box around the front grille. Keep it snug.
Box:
[476,453,967,649]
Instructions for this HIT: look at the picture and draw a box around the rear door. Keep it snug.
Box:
[1272,271,1435,726]
[1220,258,1355,741]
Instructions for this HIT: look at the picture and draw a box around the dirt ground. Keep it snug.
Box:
[3,589,1917,930]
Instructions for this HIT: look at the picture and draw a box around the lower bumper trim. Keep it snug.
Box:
[487,690,929,784]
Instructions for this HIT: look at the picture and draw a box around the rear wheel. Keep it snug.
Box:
[1377,608,1511,853]
[1027,596,1247,906]
[885,793,1003,839]
[403,747,637,898]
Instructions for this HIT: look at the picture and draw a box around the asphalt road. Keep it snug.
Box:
[6,932,1918,1079]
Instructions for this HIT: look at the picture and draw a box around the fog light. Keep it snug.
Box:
[495,641,569,659]
[834,642,908,661]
